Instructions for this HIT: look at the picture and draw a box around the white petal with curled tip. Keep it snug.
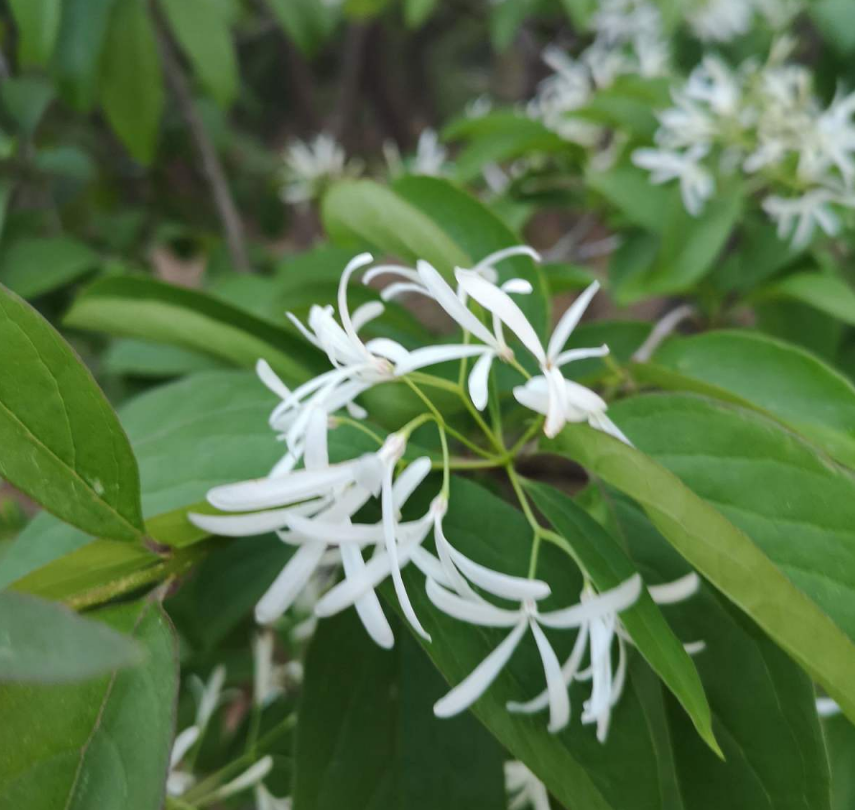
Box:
[256,359,291,399]
[362,264,420,285]
[444,542,551,601]
[433,620,528,718]
[382,464,431,641]
[337,253,374,343]
[417,260,498,347]
[538,574,642,629]
[395,343,491,376]
[529,619,571,733]
[471,245,541,274]
[364,337,410,365]
[170,726,200,767]
[379,281,431,301]
[547,281,600,360]
[467,350,495,411]
[425,578,522,627]
[340,543,394,649]
[456,270,546,363]
[207,464,357,511]
[255,542,327,624]
[648,572,700,604]
[555,345,610,367]
[351,301,384,333]
[392,457,432,508]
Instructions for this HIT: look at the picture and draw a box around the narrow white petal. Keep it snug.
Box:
[501,278,534,295]
[383,464,431,641]
[467,351,495,411]
[529,620,571,733]
[648,572,700,604]
[684,640,706,655]
[456,270,545,363]
[207,465,355,511]
[393,457,431,508]
[285,514,382,544]
[381,281,432,301]
[425,579,522,627]
[417,260,498,347]
[555,345,610,367]
[256,359,291,399]
[433,620,528,718]
[543,367,568,439]
[170,726,200,767]
[304,408,329,470]
[538,575,642,629]
[337,253,374,343]
[471,245,541,274]
[340,543,395,649]
[395,343,489,376]
[188,502,323,537]
[362,264,420,285]
[410,547,454,587]
[285,311,321,348]
[364,337,410,365]
[588,411,633,447]
[817,697,842,717]
[547,281,600,360]
[351,301,384,333]
[444,543,551,602]
[212,756,273,799]
[255,543,327,624]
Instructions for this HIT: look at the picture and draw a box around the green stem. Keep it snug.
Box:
[333,415,385,446]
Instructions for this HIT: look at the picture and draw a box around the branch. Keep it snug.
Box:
[152,2,252,273]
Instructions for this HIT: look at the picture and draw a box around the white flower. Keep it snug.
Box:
[685,56,742,117]
[816,697,841,718]
[762,191,842,248]
[688,0,753,42]
[413,128,449,176]
[505,761,550,810]
[799,88,855,186]
[591,0,663,46]
[280,134,360,205]
[167,726,200,796]
[508,573,701,742]
[253,631,289,707]
[210,756,274,802]
[428,573,643,734]
[189,664,229,730]
[632,144,715,216]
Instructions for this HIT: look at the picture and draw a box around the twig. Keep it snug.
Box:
[152,1,252,273]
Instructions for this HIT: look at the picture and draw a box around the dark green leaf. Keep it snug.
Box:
[63,276,318,383]
[0,599,178,809]
[52,0,117,111]
[0,237,97,299]
[824,713,855,810]
[160,0,238,107]
[0,284,144,541]
[758,272,855,326]
[545,411,855,723]
[103,338,228,378]
[264,0,336,57]
[526,482,718,755]
[587,162,672,233]
[100,0,164,164]
[8,0,62,67]
[0,77,54,136]
[403,0,438,27]
[295,610,505,810]
[641,330,855,467]
[0,591,143,683]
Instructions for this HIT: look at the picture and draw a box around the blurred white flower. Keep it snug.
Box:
[632,144,715,216]
[256,784,293,810]
[505,761,550,810]
[816,697,841,718]
[688,0,752,42]
[762,190,842,248]
[253,631,289,707]
[413,128,449,176]
[280,134,361,205]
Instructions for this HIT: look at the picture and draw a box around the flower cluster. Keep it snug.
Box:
[190,248,700,741]
[633,39,855,247]
[528,0,669,146]
[279,134,362,206]
[687,0,800,43]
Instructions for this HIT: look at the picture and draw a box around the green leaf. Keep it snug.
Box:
[403,0,438,28]
[0,284,144,541]
[264,0,336,57]
[639,330,855,468]
[0,180,13,246]
[0,591,143,683]
[52,0,117,111]
[811,0,855,54]
[562,320,651,384]
[758,272,855,326]
[322,179,469,277]
[160,0,238,108]
[295,610,505,810]
[100,0,164,164]
[0,599,178,809]
[392,175,548,335]
[587,162,672,233]
[544,410,855,724]
[395,478,665,810]
[0,236,98,299]
[0,77,55,136]
[63,276,318,383]
[103,338,228,378]
[615,184,744,303]
[8,0,62,67]
[824,713,855,810]
[526,482,718,756]
[574,76,670,139]
[609,495,832,810]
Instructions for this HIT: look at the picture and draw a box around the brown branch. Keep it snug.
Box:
[152,1,252,273]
